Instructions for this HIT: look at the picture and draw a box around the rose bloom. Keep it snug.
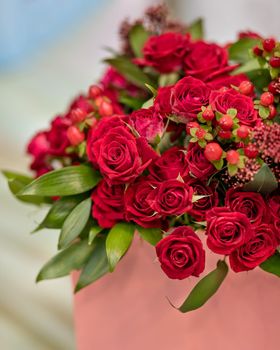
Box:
[129,108,164,144]
[184,41,236,81]
[124,177,162,228]
[47,116,71,156]
[156,226,205,279]
[140,32,190,73]
[229,224,278,272]
[154,86,172,116]
[208,74,249,90]
[91,180,125,228]
[149,146,188,181]
[147,179,193,216]
[225,189,270,226]
[210,88,258,127]
[185,178,219,221]
[186,144,216,180]
[171,76,211,122]
[206,207,254,255]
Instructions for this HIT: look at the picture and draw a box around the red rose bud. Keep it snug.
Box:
[219,114,233,130]
[244,144,258,158]
[262,38,276,52]
[67,126,85,146]
[253,46,263,56]
[195,128,206,139]
[269,57,280,68]
[237,125,250,138]
[268,105,277,119]
[218,130,232,139]
[186,121,199,135]
[226,150,240,165]
[204,142,223,161]
[99,100,113,116]
[260,92,274,106]
[238,81,254,95]
[88,84,102,99]
[202,108,215,121]
[268,79,280,94]
[70,108,87,123]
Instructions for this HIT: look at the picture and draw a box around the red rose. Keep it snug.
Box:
[129,108,164,144]
[147,179,193,216]
[124,177,162,228]
[268,194,280,220]
[47,116,71,156]
[68,95,93,114]
[149,146,188,181]
[229,224,277,272]
[27,131,49,158]
[156,226,205,279]
[185,178,219,221]
[171,76,211,122]
[91,180,125,228]
[238,31,262,39]
[208,74,249,90]
[139,32,190,73]
[186,144,216,180]
[210,88,258,127]
[154,86,172,116]
[225,189,270,226]
[206,207,254,254]
[184,41,236,81]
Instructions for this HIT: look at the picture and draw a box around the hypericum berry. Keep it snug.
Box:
[218,130,232,139]
[253,46,263,56]
[262,38,276,52]
[237,125,250,138]
[268,105,277,119]
[219,115,233,130]
[99,100,113,116]
[226,150,240,165]
[269,57,280,68]
[260,92,274,106]
[95,96,104,108]
[186,121,199,135]
[70,108,87,123]
[239,81,254,95]
[204,142,223,162]
[244,144,258,158]
[195,128,206,139]
[67,126,85,146]
[202,108,215,121]
[88,85,102,99]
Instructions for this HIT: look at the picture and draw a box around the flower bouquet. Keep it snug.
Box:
[4,5,280,313]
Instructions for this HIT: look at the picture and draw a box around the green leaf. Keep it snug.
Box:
[136,226,162,246]
[228,164,238,177]
[258,105,270,119]
[192,194,210,203]
[128,24,149,57]
[104,57,153,88]
[228,38,260,63]
[33,195,85,232]
[260,252,280,277]
[188,18,204,40]
[158,73,179,87]
[175,260,228,313]
[232,59,261,75]
[75,237,109,292]
[119,95,145,110]
[106,222,134,271]
[246,69,271,91]
[18,165,100,197]
[243,164,278,194]
[88,225,103,245]
[142,97,154,109]
[58,198,92,249]
[2,170,51,205]
[36,240,94,282]
[212,159,224,170]
[145,83,157,96]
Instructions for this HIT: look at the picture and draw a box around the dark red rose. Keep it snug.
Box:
[156,226,205,279]
[47,116,71,156]
[124,177,162,228]
[129,108,164,143]
[184,41,236,81]
[139,32,190,73]
[171,76,211,122]
[185,178,219,221]
[154,86,172,116]
[149,146,188,181]
[147,179,193,216]
[210,88,258,127]
[268,194,280,220]
[206,207,254,254]
[229,224,277,272]
[225,189,270,226]
[91,180,125,228]
[208,73,249,90]
[186,144,216,180]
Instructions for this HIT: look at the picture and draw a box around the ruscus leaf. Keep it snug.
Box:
[128,24,149,57]
[260,252,280,277]
[188,18,204,40]
[243,164,278,194]
[136,226,162,246]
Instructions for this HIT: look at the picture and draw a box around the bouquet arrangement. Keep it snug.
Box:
[4,5,280,313]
